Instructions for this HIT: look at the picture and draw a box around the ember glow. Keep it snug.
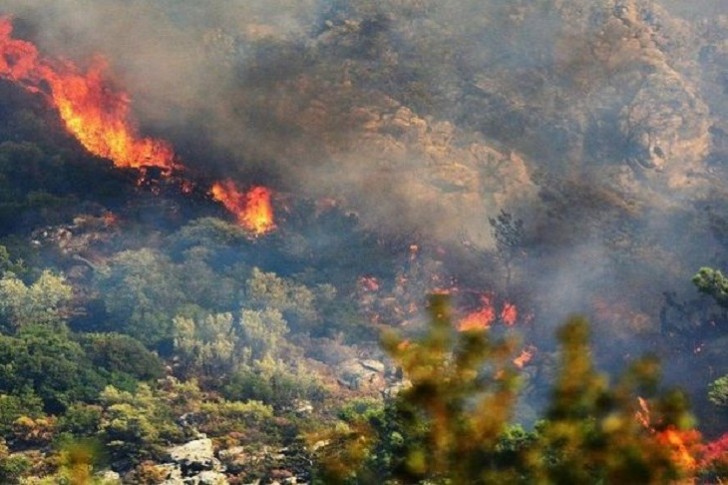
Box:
[500,301,518,326]
[0,17,176,173]
[210,180,275,235]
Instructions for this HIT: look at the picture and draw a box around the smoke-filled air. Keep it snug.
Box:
[0,0,726,482]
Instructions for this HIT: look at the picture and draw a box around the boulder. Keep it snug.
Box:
[168,438,221,476]
[337,359,386,390]
[190,470,229,485]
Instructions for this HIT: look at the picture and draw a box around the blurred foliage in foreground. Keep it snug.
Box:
[314,294,726,484]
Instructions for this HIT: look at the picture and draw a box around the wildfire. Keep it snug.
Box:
[457,295,520,332]
[458,295,496,331]
[636,396,700,472]
[210,180,275,235]
[657,427,698,471]
[0,17,176,173]
[0,17,276,233]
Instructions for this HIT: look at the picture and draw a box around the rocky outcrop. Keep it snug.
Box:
[168,438,220,475]
[154,438,228,485]
[337,358,387,391]
[138,431,312,484]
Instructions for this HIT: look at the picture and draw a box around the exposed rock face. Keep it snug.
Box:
[192,470,228,485]
[158,438,227,484]
[608,0,711,185]
[97,470,121,483]
[156,463,184,484]
[168,438,220,475]
[337,358,387,391]
[217,445,306,483]
[619,71,710,185]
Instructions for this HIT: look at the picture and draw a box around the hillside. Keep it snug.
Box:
[0,0,726,482]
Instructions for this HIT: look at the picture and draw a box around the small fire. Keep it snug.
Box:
[501,301,518,326]
[102,211,118,227]
[512,345,536,369]
[636,397,700,471]
[210,180,275,235]
[457,295,520,332]
[0,18,176,173]
[458,295,496,331]
[657,428,698,470]
[358,276,380,292]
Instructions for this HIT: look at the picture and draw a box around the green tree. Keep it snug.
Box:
[0,325,105,413]
[246,267,320,331]
[98,384,182,464]
[173,311,239,378]
[0,270,72,331]
[0,392,44,436]
[315,297,698,484]
[532,318,689,484]
[94,249,184,348]
[0,444,31,485]
[78,333,164,381]
[709,375,728,408]
[489,210,525,288]
[692,267,728,307]
[239,308,290,362]
[316,294,521,483]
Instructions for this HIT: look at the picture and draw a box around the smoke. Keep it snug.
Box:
[0,0,724,329]
[0,0,535,244]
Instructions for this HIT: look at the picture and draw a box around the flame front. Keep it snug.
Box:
[211,180,275,235]
[0,17,176,173]
[0,17,276,232]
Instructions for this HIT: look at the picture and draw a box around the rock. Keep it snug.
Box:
[156,463,183,484]
[291,399,314,415]
[217,446,249,474]
[96,470,121,483]
[337,359,386,390]
[191,470,229,485]
[359,359,386,373]
[168,438,221,476]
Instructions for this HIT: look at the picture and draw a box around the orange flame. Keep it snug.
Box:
[211,180,275,235]
[0,18,276,233]
[512,345,536,369]
[0,17,176,173]
[636,397,700,471]
[458,295,496,332]
[657,428,698,470]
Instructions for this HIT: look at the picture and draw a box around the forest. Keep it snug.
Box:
[0,0,726,483]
